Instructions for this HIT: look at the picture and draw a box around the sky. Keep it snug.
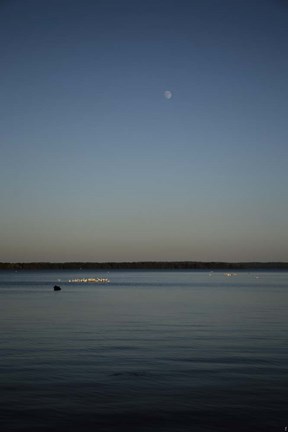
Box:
[1,0,288,263]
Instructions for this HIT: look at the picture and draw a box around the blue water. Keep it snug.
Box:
[0,270,287,431]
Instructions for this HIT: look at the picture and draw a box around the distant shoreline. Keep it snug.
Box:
[0,261,288,271]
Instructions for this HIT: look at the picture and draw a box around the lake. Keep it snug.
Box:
[0,270,287,431]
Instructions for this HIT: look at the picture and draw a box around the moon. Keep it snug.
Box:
[164,90,172,100]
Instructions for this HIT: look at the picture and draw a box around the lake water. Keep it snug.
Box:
[0,270,287,432]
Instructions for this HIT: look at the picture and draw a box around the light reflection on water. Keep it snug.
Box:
[0,271,287,431]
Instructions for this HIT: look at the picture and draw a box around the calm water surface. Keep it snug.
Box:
[0,271,287,431]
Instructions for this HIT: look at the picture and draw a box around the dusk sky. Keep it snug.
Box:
[1,0,288,262]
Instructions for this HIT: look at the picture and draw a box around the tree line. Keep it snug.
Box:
[0,261,288,270]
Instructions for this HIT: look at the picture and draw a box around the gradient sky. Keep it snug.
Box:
[1,0,288,262]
